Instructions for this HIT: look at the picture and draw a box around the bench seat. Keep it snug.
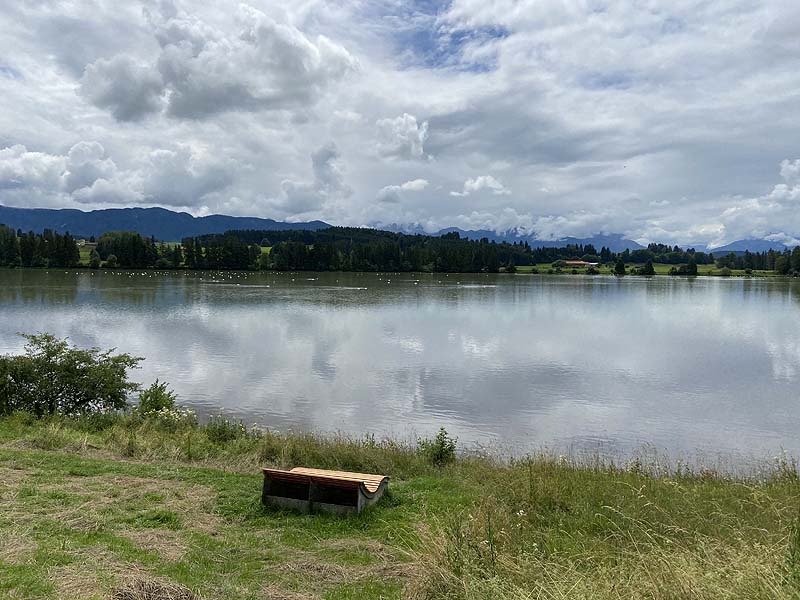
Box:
[261,467,389,514]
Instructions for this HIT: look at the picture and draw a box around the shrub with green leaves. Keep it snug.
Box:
[205,416,248,445]
[418,427,457,467]
[0,334,141,417]
[138,380,177,414]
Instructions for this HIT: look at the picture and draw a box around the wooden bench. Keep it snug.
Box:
[261,467,389,514]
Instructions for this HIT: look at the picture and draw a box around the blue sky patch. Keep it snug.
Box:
[364,0,508,72]
[0,63,22,80]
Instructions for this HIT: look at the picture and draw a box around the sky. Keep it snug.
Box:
[0,0,799,248]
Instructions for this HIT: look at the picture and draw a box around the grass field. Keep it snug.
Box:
[1,413,800,599]
[78,244,96,265]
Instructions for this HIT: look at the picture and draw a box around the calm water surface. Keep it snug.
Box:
[2,269,799,463]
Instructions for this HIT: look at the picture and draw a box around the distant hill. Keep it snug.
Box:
[379,224,643,251]
[0,205,330,241]
[707,239,792,254]
[435,228,644,251]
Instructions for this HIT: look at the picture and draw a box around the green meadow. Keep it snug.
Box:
[1,413,800,599]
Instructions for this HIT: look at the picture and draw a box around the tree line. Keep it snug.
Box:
[2,223,800,274]
[715,248,800,274]
[0,225,80,268]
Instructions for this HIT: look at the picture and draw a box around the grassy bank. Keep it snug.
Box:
[1,413,800,599]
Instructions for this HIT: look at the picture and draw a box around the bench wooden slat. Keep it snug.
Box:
[262,467,389,495]
[289,468,387,493]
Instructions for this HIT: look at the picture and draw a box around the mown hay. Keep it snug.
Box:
[110,577,200,600]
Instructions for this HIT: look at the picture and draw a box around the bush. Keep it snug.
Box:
[205,416,248,445]
[0,334,141,417]
[138,380,177,414]
[418,427,457,467]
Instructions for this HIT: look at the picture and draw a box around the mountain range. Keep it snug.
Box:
[705,239,790,254]
[0,205,329,240]
[433,228,645,252]
[0,205,795,253]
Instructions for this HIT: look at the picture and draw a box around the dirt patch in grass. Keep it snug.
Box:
[322,537,394,558]
[110,576,200,600]
[320,538,416,580]
[0,465,30,490]
[49,553,137,600]
[0,528,36,563]
[279,553,413,589]
[7,474,221,534]
[259,583,316,600]
[49,563,106,599]
[124,529,187,562]
[279,559,351,584]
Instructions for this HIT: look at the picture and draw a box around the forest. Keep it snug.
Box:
[1,223,800,274]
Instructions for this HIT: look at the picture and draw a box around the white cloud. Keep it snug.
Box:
[704,159,800,247]
[61,142,119,193]
[0,141,236,209]
[81,2,358,121]
[376,178,429,203]
[0,145,65,191]
[450,175,510,197]
[376,113,429,159]
[140,146,236,206]
[1,0,800,245]
[267,142,352,216]
[780,159,800,184]
[399,178,429,191]
[80,55,164,121]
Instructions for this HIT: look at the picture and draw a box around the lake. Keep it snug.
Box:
[2,269,799,464]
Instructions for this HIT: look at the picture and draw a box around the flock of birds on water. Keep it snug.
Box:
[48,270,494,288]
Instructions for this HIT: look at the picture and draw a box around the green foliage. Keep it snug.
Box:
[614,258,626,275]
[670,258,699,276]
[4,227,79,268]
[205,416,248,445]
[181,234,260,270]
[418,427,457,467]
[105,254,118,268]
[0,334,141,417]
[88,248,102,269]
[97,231,158,268]
[138,380,178,414]
[641,259,656,276]
[0,224,20,266]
